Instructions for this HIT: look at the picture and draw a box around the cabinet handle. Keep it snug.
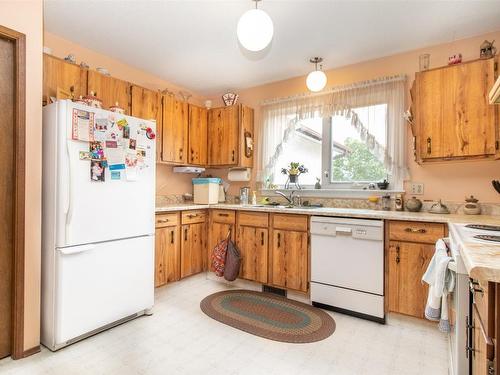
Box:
[277,232,281,248]
[157,218,169,223]
[426,137,432,154]
[218,213,229,217]
[395,245,400,264]
[187,214,198,219]
[184,228,188,241]
[231,150,235,162]
[261,231,264,246]
[179,148,183,159]
[404,227,427,234]
[170,230,174,244]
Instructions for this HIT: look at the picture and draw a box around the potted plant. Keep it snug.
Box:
[281,162,308,189]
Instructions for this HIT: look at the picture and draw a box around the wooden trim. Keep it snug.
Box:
[0,25,26,360]
[22,345,40,358]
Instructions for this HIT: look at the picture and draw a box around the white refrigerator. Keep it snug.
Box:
[41,100,156,351]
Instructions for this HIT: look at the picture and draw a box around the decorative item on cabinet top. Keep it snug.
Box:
[222,91,239,106]
[480,40,497,59]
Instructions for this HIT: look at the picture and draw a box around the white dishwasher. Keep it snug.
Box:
[310,216,385,323]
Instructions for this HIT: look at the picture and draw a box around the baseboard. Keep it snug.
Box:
[22,345,40,358]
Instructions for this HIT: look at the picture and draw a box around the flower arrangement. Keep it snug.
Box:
[281,162,308,189]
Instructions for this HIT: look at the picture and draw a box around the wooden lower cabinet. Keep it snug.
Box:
[270,229,308,292]
[387,241,434,318]
[181,222,206,278]
[208,210,236,271]
[236,213,268,284]
[155,213,181,287]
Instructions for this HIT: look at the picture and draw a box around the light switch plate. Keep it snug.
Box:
[410,182,424,195]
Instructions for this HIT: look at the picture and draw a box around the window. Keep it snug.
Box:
[325,104,388,186]
[272,104,388,188]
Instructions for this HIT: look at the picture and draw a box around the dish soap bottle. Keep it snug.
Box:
[252,191,257,205]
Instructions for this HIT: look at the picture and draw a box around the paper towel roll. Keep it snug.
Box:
[228,168,251,182]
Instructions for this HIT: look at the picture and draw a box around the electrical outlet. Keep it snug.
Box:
[410,182,424,195]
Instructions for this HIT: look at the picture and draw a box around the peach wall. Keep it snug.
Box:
[0,0,43,351]
[44,32,202,196]
[211,30,500,203]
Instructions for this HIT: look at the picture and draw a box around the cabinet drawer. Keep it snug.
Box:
[155,212,179,228]
[388,221,446,244]
[238,211,268,228]
[181,210,207,224]
[211,209,235,224]
[272,214,308,231]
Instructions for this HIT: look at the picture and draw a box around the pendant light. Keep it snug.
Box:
[306,57,327,92]
[237,0,274,52]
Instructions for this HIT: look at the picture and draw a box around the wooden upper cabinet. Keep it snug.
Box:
[188,104,208,165]
[43,53,87,104]
[208,106,239,166]
[87,70,131,114]
[131,86,162,162]
[239,105,254,168]
[414,58,497,161]
[162,95,188,164]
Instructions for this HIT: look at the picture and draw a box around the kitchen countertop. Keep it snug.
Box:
[156,202,500,283]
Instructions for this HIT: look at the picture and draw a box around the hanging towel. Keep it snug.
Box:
[422,238,455,333]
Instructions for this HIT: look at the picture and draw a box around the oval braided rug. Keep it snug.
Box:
[200,290,335,343]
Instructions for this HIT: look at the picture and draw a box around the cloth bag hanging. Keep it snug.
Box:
[224,239,242,282]
[211,230,230,277]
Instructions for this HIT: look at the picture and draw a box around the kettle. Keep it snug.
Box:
[428,199,450,214]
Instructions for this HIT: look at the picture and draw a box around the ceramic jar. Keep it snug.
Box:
[406,196,423,212]
[463,195,481,215]
[82,91,102,108]
[109,102,125,114]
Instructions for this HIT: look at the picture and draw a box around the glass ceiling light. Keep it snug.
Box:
[237,0,274,52]
[306,57,327,92]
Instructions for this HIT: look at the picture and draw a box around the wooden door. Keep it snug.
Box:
[271,230,308,292]
[472,311,489,375]
[181,223,205,278]
[87,70,131,114]
[130,86,162,161]
[188,104,208,165]
[162,95,188,163]
[165,226,181,282]
[417,59,496,160]
[388,241,434,318]
[0,36,14,359]
[208,106,239,165]
[416,68,445,159]
[43,53,87,105]
[239,105,254,168]
[237,226,268,283]
[154,227,168,287]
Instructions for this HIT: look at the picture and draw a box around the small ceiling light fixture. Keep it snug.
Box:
[306,57,327,92]
[237,0,274,52]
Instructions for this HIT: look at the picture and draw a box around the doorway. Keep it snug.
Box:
[0,24,26,360]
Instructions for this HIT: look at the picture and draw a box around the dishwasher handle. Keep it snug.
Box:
[335,226,353,234]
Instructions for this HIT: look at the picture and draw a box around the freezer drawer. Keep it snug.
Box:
[49,236,154,348]
[311,282,384,319]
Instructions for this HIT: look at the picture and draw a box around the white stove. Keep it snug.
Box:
[447,222,500,375]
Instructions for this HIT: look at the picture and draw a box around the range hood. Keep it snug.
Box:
[490,75,500,104]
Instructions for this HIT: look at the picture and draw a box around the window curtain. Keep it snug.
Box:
[258,75,408,189]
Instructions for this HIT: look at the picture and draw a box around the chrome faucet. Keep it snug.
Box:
[275,190,296,206]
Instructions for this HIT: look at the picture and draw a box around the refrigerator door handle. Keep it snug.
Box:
[58,244,96,255]
[65,140,75,242]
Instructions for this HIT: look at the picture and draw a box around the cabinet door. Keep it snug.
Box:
[208,221,235,272]
[271,230,308,292]
[239,105,254,168]
[188,105,208,165]
[131,86,162,161]
[165,226,181,282]
[43,54,87,104]
[87,71,131,114]
[237,226,268,283]
[208,106,239,165]
[417,59,496,160]
[162,95,188,163]
[181,223,205,278]
[154,227,168,287]
[388,241,434,318]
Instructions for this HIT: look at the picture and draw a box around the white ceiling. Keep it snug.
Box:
[44,0,500,96]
